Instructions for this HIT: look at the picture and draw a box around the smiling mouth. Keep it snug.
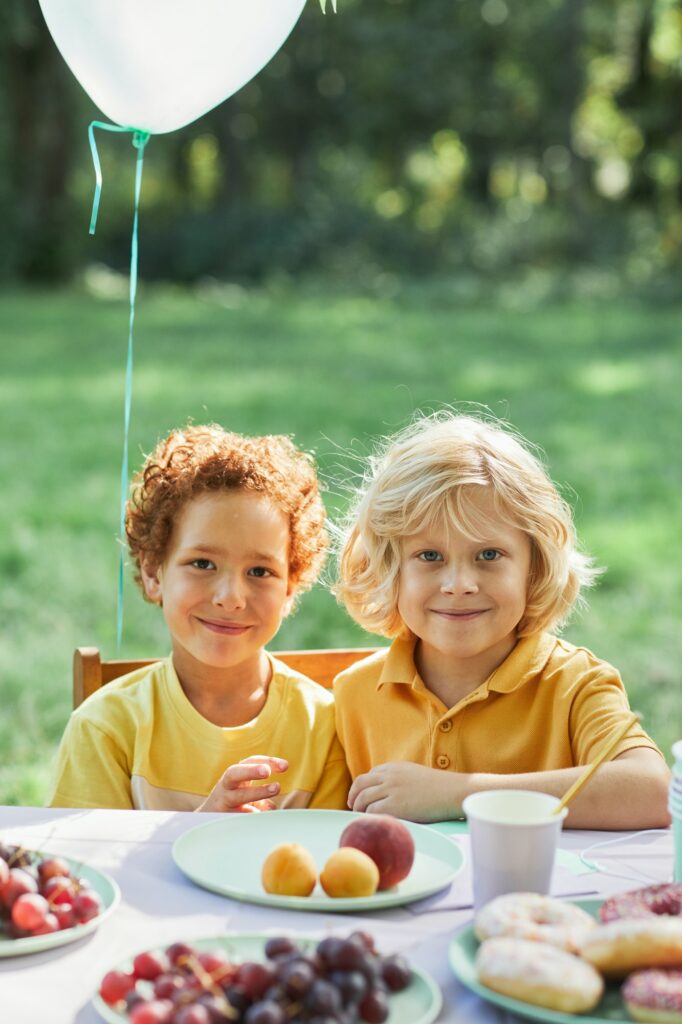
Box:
[432,609,489,620]
[198,618,251,635]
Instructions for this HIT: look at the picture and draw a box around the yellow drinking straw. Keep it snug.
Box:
[553,711,642,816]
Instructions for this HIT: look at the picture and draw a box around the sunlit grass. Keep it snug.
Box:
[1,281,680,804]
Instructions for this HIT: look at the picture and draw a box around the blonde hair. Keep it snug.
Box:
[334,412,599,638]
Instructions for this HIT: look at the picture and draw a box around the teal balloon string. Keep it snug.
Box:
[87,121,151,649]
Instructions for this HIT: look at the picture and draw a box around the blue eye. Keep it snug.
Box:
[418,550,443,562]
[478,549,501,562]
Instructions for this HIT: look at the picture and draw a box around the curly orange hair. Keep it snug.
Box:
[126,424,327,597]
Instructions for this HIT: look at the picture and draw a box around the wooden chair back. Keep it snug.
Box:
[73,646,379,708]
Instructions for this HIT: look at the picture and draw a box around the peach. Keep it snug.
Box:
[340,815,415,890]
[319,847,379,898]
[261,842,317,897]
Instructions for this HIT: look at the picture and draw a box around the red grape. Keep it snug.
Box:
[263,935,297,960]
[129,999,174,1024]
[196,949,234,984]
[277,959,315,998]
[350,930,376,953]
[329,968,369,1005]
[11,893,50,931]
[173,1005,212,1024]
[37,857,70,883]
[236,960,276,999]
[381,954,411,991]
[133,949,170,981]
[165,941,196,968]
[42,875,75,905]
[72,888,103,923]
[359,988,390,1023]
[99,969,136,1005]
[195,993,232,1023]
[1,868,38,909]
[31,911,60,935]
[153,972,185,999]
[54,904,76,930]
[305,978,343,1016]
[244,1002,286,1024]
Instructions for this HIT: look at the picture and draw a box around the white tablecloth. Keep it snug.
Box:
[0,806,673,1023]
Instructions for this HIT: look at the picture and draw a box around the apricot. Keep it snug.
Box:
[319,847,379,898]
[340,815,415,890]
[261,842,317,897]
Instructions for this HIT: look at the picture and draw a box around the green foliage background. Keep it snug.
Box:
[0,0,681,287]
[1,283,681,805]
[0,2,680,805]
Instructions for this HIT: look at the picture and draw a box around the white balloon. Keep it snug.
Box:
[38,0,307,134]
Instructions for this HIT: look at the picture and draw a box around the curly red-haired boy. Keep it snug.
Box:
[49,424,349,811]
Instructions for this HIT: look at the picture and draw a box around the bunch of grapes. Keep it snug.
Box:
[99,930,413,1024]
[0,842,103,939]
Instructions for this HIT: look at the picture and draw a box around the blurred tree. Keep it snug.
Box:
[0,1,79,280]
[0,0,679,285]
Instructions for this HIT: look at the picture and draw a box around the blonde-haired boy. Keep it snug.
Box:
[334,413,669,829]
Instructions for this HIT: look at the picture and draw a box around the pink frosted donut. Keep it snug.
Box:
[600,884,682,924]
[623,969,682,1024]
[474,892,597,953]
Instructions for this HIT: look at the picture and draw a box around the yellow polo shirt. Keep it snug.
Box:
[48,656,350,811]
[334,633,662,779]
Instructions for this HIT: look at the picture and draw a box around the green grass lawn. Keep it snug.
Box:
[1,280,681,805]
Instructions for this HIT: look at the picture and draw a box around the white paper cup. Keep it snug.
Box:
[463,789,568,912]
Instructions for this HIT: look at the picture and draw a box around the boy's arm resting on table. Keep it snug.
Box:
[348,748,671,829]
[47,716,134,810]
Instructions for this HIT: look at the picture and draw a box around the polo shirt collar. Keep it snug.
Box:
[377,636,421,689]
[376,631,555,693]
[486,632,555,693]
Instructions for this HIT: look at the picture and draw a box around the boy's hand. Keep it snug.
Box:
[197,755,288,813]
[348,761,464,822]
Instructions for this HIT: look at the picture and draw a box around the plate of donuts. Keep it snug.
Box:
[449,887,682,1024]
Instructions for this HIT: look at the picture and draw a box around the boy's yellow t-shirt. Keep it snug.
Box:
[48,656,350,810]
[334,632,663,780]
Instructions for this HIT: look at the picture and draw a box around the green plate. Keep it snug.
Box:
[0,851,120,958]
[93,932,442,1024]
[172,809,464,912]
[449,898,631,1024]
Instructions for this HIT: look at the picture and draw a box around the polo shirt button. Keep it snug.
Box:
[436,754,450,769]
[439,720,452,732]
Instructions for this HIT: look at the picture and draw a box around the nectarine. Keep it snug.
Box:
[340,815,415,890]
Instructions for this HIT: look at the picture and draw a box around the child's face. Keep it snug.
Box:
[397,489,531,678]
[141,489,293,676]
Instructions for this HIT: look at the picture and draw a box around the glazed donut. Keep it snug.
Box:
[622,969,682,1024]
[580,918,682,978]
[475,936,604,1014]
[474,892,597,953]
[600,883,682,924]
